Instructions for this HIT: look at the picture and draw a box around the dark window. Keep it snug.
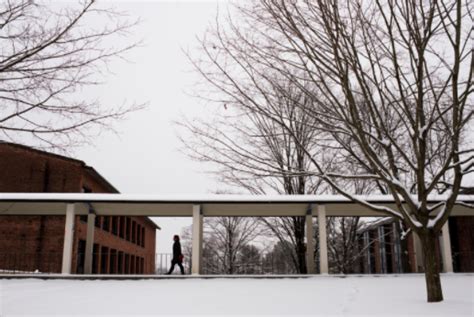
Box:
[76,239,86,274]
[383,224,394,273]
[136,225,141,246]
[132,221,137,244]
[136,256,141,274]
[140,257,144,274]
[119,217,125,239]
[102,216,110,232]
[112,217,118,235]
[110,249,117,274]
[141,227,145,247]
[126,218,131,241]
[118,251,124,274]
[368,230,377,274]
[100,246,109,274]
[125,254,130,274]
[92,244,100,274]
[131,255,136,274]
[95,216,101,228]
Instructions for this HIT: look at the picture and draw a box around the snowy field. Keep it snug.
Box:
[0,274,472,316]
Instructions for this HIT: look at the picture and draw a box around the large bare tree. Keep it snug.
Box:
[0,0,142,149]
[186,0,472,302]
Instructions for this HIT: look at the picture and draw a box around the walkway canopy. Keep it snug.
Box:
[0,193,472,275]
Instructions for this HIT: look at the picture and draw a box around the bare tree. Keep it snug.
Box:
[204,217,261,274]
[229,0,471,302]
[187,0,472,302]
[0,0,143,149]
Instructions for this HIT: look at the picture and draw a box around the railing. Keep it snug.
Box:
[0,251,472,275]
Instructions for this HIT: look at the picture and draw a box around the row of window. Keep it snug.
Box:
[77,240,147,274]
[80,215,146,248]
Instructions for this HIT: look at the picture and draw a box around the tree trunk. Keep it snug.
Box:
[419,230,443,302]
[294,217,307,274]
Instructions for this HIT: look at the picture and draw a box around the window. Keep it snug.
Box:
[132,221,136,244]
[136,256,141,274]
[136,225,141,246]
[126,218,131,241]
[95,216,101,228]
[102,216,110,232]
[131,255,136,274]
[119,217,125,239]
[141,227,145,247]
[100,246,109,274]
[92,244,100,274]
[118,251,124,274]
[110,249,117,274]
[76,240,86,274]
[112,217,118,235]
[125,254,130,274]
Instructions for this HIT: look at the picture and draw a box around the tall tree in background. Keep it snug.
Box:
[186,0,472,302]
[0,0,142,149]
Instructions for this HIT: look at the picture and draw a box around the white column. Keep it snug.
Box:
[84,213,96,274]
[306,208,316,274]
[441,220,454,273]
[192,205,203,275]
[412,232,424,273]
[61,203,76,274]
[318,204,329,274]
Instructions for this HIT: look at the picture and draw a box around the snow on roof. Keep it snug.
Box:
[0,193,472,203]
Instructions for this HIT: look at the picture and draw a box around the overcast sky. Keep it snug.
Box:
[54,0,473,255]
[70,1,228,253]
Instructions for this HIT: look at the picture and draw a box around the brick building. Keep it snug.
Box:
[0,142,158,274]
[355,215,474,274]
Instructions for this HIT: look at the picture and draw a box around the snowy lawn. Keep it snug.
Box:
[0,274,472,316]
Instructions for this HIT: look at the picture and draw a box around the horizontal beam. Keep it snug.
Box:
[0,195,472,217]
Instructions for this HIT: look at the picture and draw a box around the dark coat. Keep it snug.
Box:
[172,240,182,262]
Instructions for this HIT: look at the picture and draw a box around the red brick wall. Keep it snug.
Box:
[0,144,83,193]
[0,143,157,274]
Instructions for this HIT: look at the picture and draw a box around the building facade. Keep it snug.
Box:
[0,142,158,274]
[356,216,474,274]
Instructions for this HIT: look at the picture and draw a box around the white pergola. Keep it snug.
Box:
[0,193,472,275]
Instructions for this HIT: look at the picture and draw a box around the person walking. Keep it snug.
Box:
[166,234,185,275]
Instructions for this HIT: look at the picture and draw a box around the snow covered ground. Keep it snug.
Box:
[0,274,472,316]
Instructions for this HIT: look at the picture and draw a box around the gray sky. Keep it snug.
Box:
[72,1,227,253]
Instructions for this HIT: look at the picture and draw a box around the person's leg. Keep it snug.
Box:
[178,262,185,275]
[167,260,176,274]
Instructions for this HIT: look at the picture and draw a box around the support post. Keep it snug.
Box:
[305,206,315,274]
[318,204,328,274]
[61,203,75,274]
[84,212,96,274]
[441,220,454,273]
[192,204,203,275]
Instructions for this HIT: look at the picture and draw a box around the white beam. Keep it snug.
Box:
[318,204,328,274]
[306,209,315,274]
[441,221,454,273]
[61,203,75,274]
[84,213,96,274]
[191,205,203,275]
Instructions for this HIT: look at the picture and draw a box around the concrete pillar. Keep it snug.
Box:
[441,220,454,273]
[412,232,424,273]
[318,204,328,274]
[61,203,75,274]
[192,204,203,275]
[84,212,96,274]
[305,208,316,274]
